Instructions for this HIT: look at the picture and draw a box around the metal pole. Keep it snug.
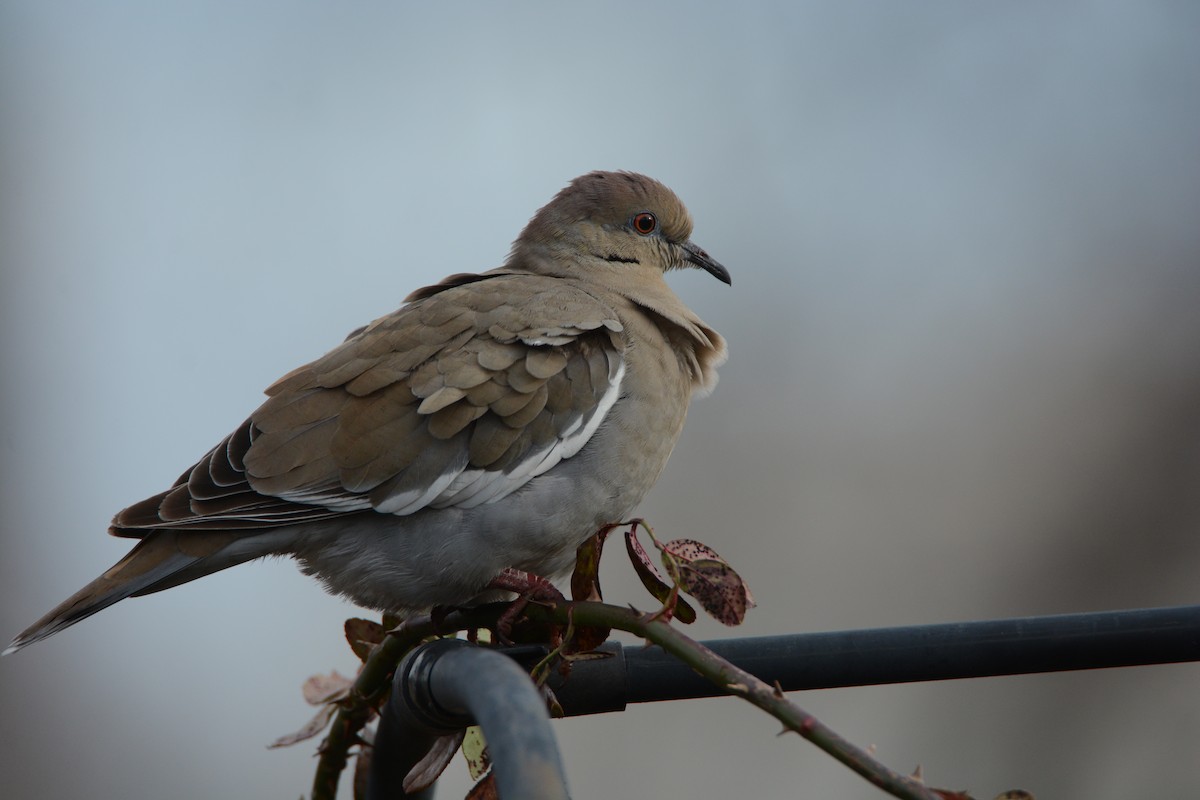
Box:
[369,638,570,800]
[367,604,1200,796]
[547,604,1200,714]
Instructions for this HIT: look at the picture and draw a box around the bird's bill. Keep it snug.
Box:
[681,241,732,285]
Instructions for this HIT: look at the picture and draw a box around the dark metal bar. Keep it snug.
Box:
[368,604,1200,796]
[547,604,1200,714]
[365,684,439,800]
[369,638,569,800]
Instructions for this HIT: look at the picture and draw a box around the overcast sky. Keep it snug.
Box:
[3,3,1200,798]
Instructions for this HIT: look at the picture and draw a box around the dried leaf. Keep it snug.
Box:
[269,704,336,749]
[402,731,465,794]
[345,617,386,661]
[662,538,755,626]
[564,622,611,655]
[466,772,498,800]
[543,684,565,718]
[351,726,374,800]
[571,531,607,602]
[623,526,697,624]
[561,650,613,663]
[302,670,353,706]
[676,559,754,625]
[930,791,975,800]
[992,793,1035,800]
[625,523,663,581]
[462,725,491,781]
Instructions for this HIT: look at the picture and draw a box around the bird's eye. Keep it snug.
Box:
[632,212,657,235]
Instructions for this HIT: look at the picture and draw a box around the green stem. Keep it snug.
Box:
[310,600,941,800]
[309,606,500,800]
[528,601,942,800]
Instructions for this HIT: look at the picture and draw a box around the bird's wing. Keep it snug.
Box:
[113,272,625,533]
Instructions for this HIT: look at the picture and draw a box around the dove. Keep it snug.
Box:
[7,170,729,654]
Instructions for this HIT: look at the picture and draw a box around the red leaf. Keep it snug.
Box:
[268,704,336,749]
[352,727,374,800]
[624,526,697,623]
[466,772,499,800]
[571,531,607,602]
[662,538,755,626]
[301,671,353,706]
[566,620,612,653]
[345,617,386,662]
[402,731,466,794]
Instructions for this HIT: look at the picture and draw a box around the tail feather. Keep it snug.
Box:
[4,529,288,654]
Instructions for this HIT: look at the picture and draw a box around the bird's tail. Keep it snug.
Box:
[4,529,287,655]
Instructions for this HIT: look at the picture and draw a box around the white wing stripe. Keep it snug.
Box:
[374,447,471,515]
[275,353,625,517]
[431,357,624,512]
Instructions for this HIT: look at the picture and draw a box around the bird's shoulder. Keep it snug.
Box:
[266,269,626,396]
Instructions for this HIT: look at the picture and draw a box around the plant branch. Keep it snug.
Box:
[310,606,500,800]
[526,600,942,800]
[310,599,942,800]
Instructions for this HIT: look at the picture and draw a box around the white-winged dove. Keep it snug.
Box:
[7,170,729,653]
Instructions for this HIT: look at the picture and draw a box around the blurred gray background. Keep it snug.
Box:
[3,2,1199,798]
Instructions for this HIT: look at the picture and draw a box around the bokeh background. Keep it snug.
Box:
[3,2,1199,798]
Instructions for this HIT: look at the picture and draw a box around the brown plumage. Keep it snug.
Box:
[7,170,730,654]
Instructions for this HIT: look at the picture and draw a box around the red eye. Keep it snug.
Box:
[632,212,657,235]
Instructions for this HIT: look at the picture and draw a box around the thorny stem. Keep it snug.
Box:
[309,600,940,800]
[525,601,942,800]
[309,606,499,800]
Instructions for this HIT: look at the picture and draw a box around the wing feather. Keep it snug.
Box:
[111,272,626,534]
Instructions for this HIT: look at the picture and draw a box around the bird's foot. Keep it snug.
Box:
[487,568,565,645]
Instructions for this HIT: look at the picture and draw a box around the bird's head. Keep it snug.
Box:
[509,171,731,286]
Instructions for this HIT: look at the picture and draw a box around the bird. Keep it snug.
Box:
[6,170,729,654]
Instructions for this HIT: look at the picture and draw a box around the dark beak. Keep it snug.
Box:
[681,240,732,285]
